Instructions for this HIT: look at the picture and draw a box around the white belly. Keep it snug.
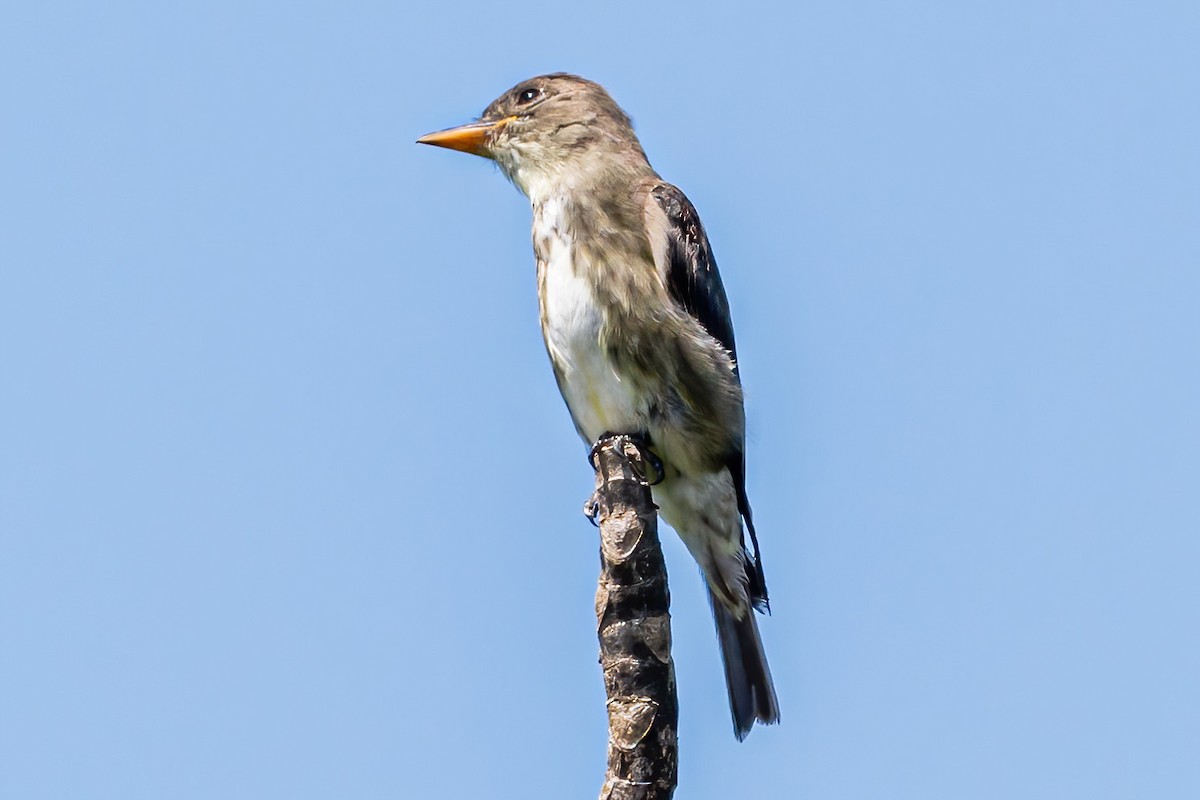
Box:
[537,201,643,442]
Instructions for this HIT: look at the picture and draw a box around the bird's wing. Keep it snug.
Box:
[644,182,768,611]
[647,182,739,369]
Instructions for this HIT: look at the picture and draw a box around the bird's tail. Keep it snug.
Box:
[710,591,780,740]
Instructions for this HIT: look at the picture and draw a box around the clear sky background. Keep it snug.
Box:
[2,2,1197,798]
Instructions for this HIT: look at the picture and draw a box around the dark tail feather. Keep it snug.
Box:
[710,591,780,740]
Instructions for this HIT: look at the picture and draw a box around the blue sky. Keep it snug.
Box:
[2,2,1198,798]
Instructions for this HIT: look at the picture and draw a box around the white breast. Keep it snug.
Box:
[536,197,643,442]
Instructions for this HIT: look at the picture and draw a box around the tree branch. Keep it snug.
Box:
[590,435,678,800]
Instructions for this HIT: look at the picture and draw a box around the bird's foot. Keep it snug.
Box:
[586,431,619,473]
[638,442,666,487]
[586,432,666,487]
[583,492,601,527]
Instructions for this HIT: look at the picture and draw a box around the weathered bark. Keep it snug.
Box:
[590,435,678,800]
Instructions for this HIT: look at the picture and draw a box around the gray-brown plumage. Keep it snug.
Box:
[419,73,778,739]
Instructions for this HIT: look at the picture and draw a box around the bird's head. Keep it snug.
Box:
[418,73,650,199]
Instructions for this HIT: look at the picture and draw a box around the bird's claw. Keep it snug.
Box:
[640,446,666,486]
[587,432,666,487]
[583,492,601,526]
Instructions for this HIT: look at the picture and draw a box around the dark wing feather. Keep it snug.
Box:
[651,184,739,368]
[650,183,769,612]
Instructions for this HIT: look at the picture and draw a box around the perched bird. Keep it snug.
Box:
[418,73,778,739]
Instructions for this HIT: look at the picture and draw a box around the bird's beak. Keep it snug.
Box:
[416,118,508,159]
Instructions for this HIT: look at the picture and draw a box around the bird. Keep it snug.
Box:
[418,73,778,739]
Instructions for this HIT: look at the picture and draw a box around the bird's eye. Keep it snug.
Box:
[516,87,543,106]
